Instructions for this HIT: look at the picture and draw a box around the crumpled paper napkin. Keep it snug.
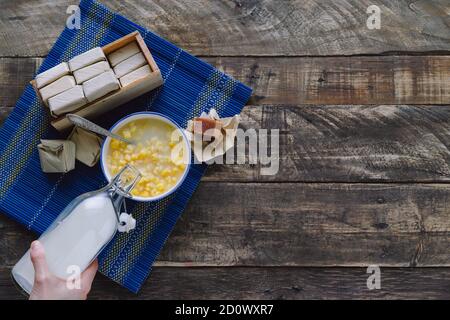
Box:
[185,109,240,162]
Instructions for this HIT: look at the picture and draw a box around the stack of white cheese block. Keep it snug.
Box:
[35,41,152,117]
[107,42,152,87]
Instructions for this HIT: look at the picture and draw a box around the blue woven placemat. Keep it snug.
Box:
[0,0,251,293]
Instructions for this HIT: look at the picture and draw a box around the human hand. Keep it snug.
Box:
[28,241,98,300]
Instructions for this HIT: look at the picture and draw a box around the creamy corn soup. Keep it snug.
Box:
[106,118,187,198]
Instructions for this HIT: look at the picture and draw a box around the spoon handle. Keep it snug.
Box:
[66,114,135,145]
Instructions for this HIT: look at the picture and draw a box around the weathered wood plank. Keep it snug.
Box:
[0,58,40,109]
[207,56,450,105]
[1,57,449,182]
[2,266,450,300]
[71,266,450,300]
[157,183,450,267]
[2,56,450,106]
[204,104,450,182]
[0,108,13,127]
[1,104,450,182]
[1,0,449,57]
[2,183,450,267]
[0,57,41,126]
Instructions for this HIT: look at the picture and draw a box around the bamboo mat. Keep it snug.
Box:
[0,0,252,293]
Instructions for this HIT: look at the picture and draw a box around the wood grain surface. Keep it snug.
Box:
[0,0,449,57]
[2,183,450,267]
[205,104,450,182]
[1,0,450,300]
[2,56,449,107]
[210,56,450,105]
[2,266,450,300]
[0,58,40,110]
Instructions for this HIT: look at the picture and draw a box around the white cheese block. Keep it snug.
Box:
[119,65,152,87]
[48,85,87,116]
[107,42,141,67]
[35,62,70,89]
[68,47,106,71]
[73,61,112,84]
[39,76,76,103]
[82,70,120,102]
[113,53,147,78]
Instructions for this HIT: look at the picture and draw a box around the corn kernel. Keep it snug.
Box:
[122,130,131,139]
[111,140,120,149]
[107,118,187,198]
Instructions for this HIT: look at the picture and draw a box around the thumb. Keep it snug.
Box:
[30,241,50,282]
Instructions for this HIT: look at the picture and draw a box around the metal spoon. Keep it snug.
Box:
[66,114,136,145]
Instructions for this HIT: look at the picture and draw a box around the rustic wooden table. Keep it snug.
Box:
[1,0,450,299]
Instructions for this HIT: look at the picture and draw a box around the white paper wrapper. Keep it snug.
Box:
[82,70,120,102]
[113,53,147,78]
[108,42,141,67]
[68,47,106,71]
[39,75,76,103]
[37,139,76,173]
[73,61,112,84]
[48,85,87,116]
[119,65,151,87]
[68,126,103,167]
[35,62,70,89]
[185,108,240,163]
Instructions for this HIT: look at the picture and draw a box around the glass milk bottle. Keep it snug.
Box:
[12,165,141,294]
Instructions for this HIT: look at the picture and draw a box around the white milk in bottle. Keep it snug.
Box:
[12,165,141,294]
